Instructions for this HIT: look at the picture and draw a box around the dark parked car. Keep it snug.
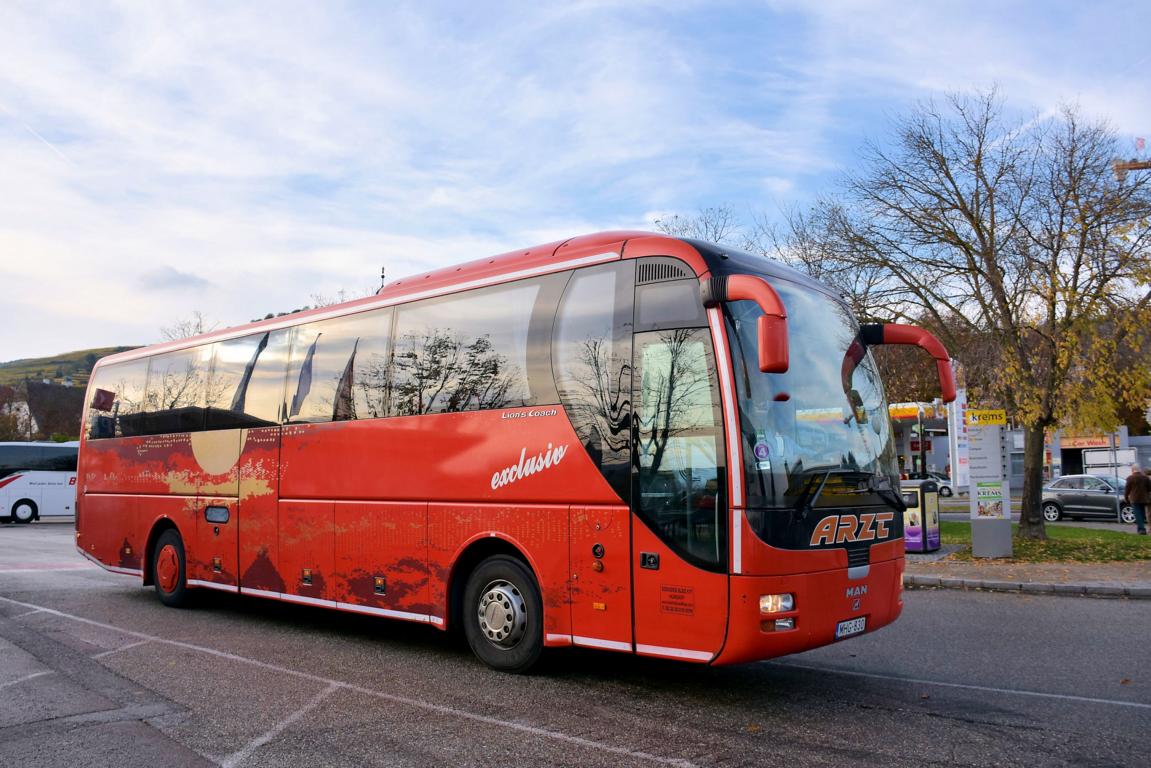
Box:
[1041,474,1136,524]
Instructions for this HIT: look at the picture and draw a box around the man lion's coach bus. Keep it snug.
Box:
[77,232,954,672]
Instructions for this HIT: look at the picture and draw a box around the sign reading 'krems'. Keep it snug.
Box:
[966,409,1007,426]
[810,512,894,546]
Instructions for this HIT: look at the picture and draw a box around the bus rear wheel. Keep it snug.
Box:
[463,556,543,673]
[11,501,36,524]
[153,529,190,608]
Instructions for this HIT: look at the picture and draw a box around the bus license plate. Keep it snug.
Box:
[835,617,867,639]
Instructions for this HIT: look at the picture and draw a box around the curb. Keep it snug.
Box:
[903,573,1151,599]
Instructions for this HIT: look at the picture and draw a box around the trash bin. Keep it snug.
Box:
[901,480,940,553]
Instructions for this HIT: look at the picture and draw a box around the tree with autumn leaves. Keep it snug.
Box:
[661,90,1151,540]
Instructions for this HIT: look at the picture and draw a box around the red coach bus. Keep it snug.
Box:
[77,232,954,672]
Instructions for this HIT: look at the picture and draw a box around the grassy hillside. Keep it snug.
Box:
[0,346,137,388]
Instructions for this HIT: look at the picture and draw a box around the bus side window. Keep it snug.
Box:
[553,261,634,500]
[142,347,211,435]
[43,446,78,472]
[635,277,706,331]
[205,331,293,429]
[0,444,40,476]
[285,309,391,423]
[86,366,116,440]
[390,280,549,416]
[89,358,151,438]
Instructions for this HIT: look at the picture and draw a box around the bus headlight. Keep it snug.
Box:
[759,593,794,614]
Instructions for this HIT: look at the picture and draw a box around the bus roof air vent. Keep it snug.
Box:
[636,258,692,284]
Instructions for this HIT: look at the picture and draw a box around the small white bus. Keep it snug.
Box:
[0,441,78,523]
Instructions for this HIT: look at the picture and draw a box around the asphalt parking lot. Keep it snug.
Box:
[2,521,1149,767]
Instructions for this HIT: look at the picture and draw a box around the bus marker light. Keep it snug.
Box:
[759,593,794,614]
[592,559,604,572]
[593,602,606,611]
[774,618,795,631]
[374,576,387,595]
[302,569,313,586]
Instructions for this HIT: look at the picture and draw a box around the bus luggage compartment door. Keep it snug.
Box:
[569,505,632,651]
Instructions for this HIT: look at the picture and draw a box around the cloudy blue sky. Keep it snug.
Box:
[1,1,1147,360]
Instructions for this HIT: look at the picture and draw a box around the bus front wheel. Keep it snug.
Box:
[11,501,36,524]
[463,555,543,673]
[153,529,190,608]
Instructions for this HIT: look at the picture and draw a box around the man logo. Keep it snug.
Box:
[810,513,894,546]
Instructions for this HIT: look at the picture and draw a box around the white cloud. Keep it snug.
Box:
[0,1,1144,359]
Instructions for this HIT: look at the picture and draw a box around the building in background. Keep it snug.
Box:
[888,402,1148,492]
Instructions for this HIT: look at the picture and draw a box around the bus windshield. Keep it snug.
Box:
[723,282,899,517]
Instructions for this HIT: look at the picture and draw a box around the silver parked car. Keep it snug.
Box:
[1041,474,1136,524]
[907,471,956,497]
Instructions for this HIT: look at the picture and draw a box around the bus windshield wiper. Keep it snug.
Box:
[868,474,907,513]
[792,467,835,520]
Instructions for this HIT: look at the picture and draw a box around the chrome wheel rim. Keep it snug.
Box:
[477,579,527,648]
[1042,504,1059,521]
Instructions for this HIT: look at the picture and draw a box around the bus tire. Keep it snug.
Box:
[11,500,37,524]
[463,555,543,673]
[153,529,190,608]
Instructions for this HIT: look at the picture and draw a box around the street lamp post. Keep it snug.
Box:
[917,405,927,474]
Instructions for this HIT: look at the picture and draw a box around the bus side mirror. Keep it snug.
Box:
[859,324,956,403]
[701,275,789,373]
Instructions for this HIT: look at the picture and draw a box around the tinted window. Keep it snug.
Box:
[243,330,293,425]
[634,328,725,570]
[286,309,392,423]
[635,279,706,331]
[390,276,563,416]
[0,445,40,476]
[205,331,293,429]
[87,358,151,438]
[142,347,211,434]
[40,446,78,471]
[553,262,633,498]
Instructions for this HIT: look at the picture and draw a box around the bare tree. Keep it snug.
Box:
[391,329,521,415]
[794,91,1151,539]
[309,287,378,308]
[654,206,746,245]
[160,311,216,341]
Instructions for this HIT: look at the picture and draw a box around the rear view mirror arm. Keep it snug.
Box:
[858,323,957,403]
[701,275,789,373]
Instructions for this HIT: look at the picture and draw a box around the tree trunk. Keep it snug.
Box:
[1017,424,1048,540]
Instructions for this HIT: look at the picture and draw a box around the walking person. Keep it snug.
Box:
[1123,464,1149,535]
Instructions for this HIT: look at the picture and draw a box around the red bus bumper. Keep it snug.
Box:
[713,556,904,665]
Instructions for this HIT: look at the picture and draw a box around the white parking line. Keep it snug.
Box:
[9,608,43,618]
[769,660,1151,711]
[0,596,697,768]
[0,670,53,690]
[220,683,338,768]
[91,639,152,659]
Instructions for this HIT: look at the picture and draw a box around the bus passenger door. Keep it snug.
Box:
[630,328,729,662]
